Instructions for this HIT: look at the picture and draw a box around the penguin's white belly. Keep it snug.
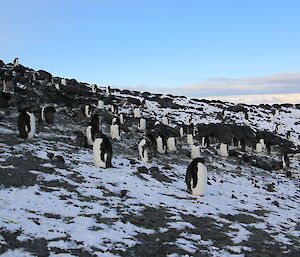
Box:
[191,145,200,159]
[167,137,176,152]
[191,163,207,196]
[156,137,165,154]
[134,108,141,118]
[85,106,91,118]
[27,112,36,139]
[98,100,104,109]
[138,139,149,162]
[110,125,120,140]
[187,134,193,145]
[256,143,263,153]
[41,108,45,121]
[138,119,146,131]
[119,114,124,124]
[86,126,93,145]
[180,127,184,137]
[219,143,228,157]
[93,138,106,168]
[161,117,168,125]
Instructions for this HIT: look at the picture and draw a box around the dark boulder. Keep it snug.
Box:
[0,92,11,108]
[37,70,52,82]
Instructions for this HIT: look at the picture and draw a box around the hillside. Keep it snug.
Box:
[0,60,300,257]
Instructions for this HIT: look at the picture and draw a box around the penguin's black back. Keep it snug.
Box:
[99,133,113,168]
[18,109,30,138]
[185,158,205,191]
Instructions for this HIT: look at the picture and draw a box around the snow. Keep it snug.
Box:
[0,84,300,256]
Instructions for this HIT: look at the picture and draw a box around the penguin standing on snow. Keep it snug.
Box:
[110,117,121,140]
[119,113,125,124]
[133,108,141,118]
[41,106,56,124]
[138,137,155,163]
[13,57,19,67]
[111,104,118,114]
[81,104,92,118]
[219,143,229,157]
[18,107,36,139]
[185,158,207,196]
[97,100,104,109]
[167,136,177,152]
[156,135,167,154]
[161,116,169,126]
[91,84,97,94]
[191,143,201,159]
[86,114,100,146]
[138,118,146,131]
[93,132,113,168]
[282,153,290,169]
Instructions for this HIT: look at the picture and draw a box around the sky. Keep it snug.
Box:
[1,0,300,102]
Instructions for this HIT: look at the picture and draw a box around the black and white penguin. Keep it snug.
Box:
[219,143,229,157]
[119,113,125,124]
[138,118,146,131]
[286,131,292,140]
[91,84,97,94]
[201,136,210,148]
[156,135,167,154]
[179,126,185,137]
[41,106,56,124]
[185,116,192,126]
[138,137,155,163]
[187,133,193,145]
[133,108,141,118]
[191,143,201,159]
[111,104,118,114]
[93,132,113,168]
[110,117,121,140]
[185,158,207,196]
[86,114,100,146]
[106,86,111,97]
[97,100,104,109]
[274,124,280,134]
[167,136,177,152]
[18,107,36,139]
[13,57,19,67]
[161,116,169,126]
[256,139,266,153]
[282,153,290,169]
[61,78,67,86]
[146,133,157,155]
[240,138,246,151]
[82,104,92,118]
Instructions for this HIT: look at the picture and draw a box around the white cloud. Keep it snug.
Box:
[203,93,300,105]
[182,72,300,96]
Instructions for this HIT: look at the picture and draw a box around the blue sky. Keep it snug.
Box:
[1,0,300,97]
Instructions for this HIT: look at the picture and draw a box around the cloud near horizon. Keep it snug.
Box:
[181,72,300,97]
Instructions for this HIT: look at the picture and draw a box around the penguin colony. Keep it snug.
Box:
[2,58,296,198]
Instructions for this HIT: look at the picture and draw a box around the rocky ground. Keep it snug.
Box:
[0,61,300,257]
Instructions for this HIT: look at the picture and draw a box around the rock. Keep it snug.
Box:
[272,200,280,207]
[130,159,139,165]
[37,70,52,82]
[120,190,128,198]
[137,166,148,174]
[266,183,276,192]
[231,194,237,199]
